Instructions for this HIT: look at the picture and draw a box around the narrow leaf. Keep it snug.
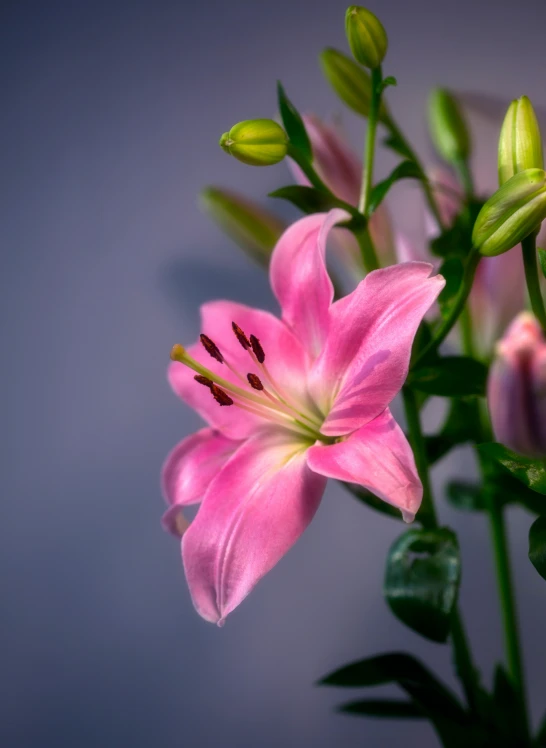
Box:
[378,75,397,96]
[383,133,414,160]
[437,258,463,319]
[384,528,461,643]
[529,516,546,580]
[369,160,422,213]
[425,397,482,464]
[277,82,312,161]
[478,443,546,495]
[408,357,488,397]
[338,698,424,718]
[269,185,344,214]
[446,481,484,512]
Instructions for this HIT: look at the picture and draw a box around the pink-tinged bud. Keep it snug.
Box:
[288,114,395,273]
[488,312,546,457]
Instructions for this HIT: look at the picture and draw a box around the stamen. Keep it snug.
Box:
[232,321,251,350]
[250,334,265,364]
[210,384,234,406]
[247,373,264,390]
[194,374,214,388]
[200,334,224,363]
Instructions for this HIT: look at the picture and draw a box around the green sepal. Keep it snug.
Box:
[369,160,423,213]
[529,516,546,580]
[538,247,546,279]
[477,443,546,495]
[277,82,312,162]
[384,527,461,643]
[408,356,488,397]
[337,698,424,719]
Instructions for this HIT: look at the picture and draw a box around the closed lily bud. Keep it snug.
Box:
[428,89,471,165]
[498,96,544,185]
[488,312,546,457]
[219,119,288,166]
[345,6,388,69]
[472,168,546,256]
[320,48,389,121]
[200,187,286,266]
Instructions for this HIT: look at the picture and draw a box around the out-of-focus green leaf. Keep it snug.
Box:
[478,443,546,495]
[408,357,488,397]
[337,698,424,718]
[369,160,423,213]
[529,516,546,580]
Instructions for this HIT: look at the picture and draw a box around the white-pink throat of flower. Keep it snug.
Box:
[170,321,331,443]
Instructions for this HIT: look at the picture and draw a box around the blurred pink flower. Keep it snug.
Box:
[289,115,396,276]
[162,210,444,624]
[488,312,546,457]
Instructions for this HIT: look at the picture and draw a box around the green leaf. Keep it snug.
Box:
[529,516,546,580]
[408,357,488,397]
[425,397,482,464]
[384,528,461,643]
[269,185,344,214]
[538,248,546,279]
[343,483,404,520]
[378,75,397,96]
[383,133,415,161]
[277,82,312,162]
[430,199,484,260]
[437,258,464,319]
[337,698,424,719]
[490,665,529,745]
[477,443,546,495]
[446,481,484,511]
[369,160,423,213]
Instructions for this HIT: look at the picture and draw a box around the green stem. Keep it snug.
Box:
[402,386,479,713]
[412,247,481,368]
[386,117,445,232]
[354,225,380,272]
[522,233,546,332]
[287,144,330,193]
[359,66,382,216]
[455,158,474,201]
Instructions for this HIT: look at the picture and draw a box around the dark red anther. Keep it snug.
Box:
[247,373,264,391]
[232,321,251,350]
[194,374,214,388]
[250,334,265,364]
[200,334,224,363]
[210,384,234,406]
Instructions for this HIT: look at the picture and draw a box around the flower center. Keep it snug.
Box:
[170,321,327,441]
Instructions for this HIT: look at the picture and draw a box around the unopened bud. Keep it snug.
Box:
[219,119,288,166]
[498,96,544,186]
[472,168,546,256]
[319,48,389,121]
[428,89,471,165]
[488,312,546,457]
[200,187,285,266]
[345,6,387,69]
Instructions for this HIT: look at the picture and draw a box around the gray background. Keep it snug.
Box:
[3,0,546,746]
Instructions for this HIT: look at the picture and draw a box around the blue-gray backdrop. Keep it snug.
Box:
[3,0,546,745]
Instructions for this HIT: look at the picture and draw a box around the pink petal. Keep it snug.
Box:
[168,300,311,439]
[161,428,239,536]
[307,408,422,522]
[182,429,327,624]
[270,210,348,358]
[310,262,445,435]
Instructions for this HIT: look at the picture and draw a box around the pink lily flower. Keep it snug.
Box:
[288,115,396,275]
[162,210,444,624]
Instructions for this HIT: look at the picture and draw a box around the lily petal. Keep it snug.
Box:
[270,210,348,358]
[161,429,239,535]
[168,300,311,439]
[307,408,422,522]
[310,262,444,435]
[182,429,327,624]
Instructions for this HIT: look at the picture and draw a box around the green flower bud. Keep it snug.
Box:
[498,96,544,186]
[219,119,288,166]
[428,89,471,165]
[200,187,286,266]
[345,6,388,69]
[319,48,389,121]
[472,168,546,256]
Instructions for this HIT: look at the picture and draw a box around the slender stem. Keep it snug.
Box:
[354,225,380,272]
[522,233,546,332]
[455,158,474,201]
[402,386,479,713]
[412,247,481,368]
[459,303,476,359]
[359,66,382,216]
[386,116,445,232]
